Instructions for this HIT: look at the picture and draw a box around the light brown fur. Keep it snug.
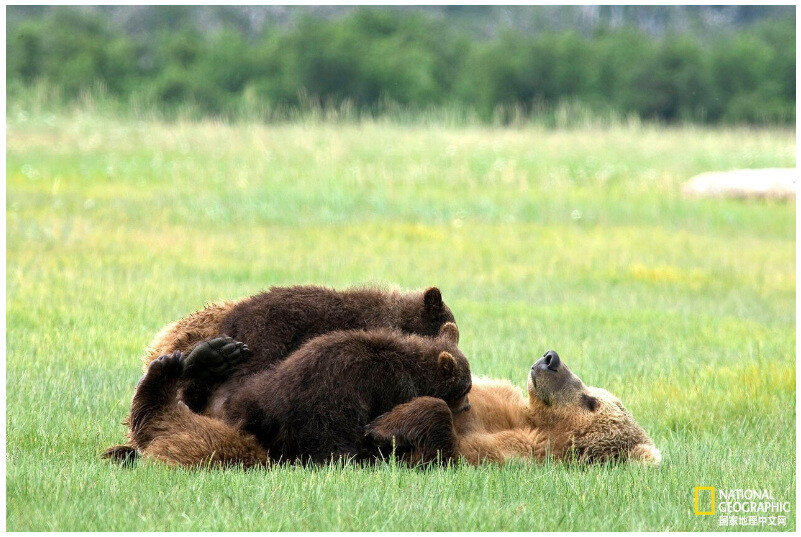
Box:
[451,378,556,464]
[110,301,660,467]
[452,377,661,465]
[143,403,270,468]
[111,372,659,467]
[143,300,236,367]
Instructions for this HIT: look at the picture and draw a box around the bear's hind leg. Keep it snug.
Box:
[127,348,271,468]
[142,407,271,468]
[129,350,185,449]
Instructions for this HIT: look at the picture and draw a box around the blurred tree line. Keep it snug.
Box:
[7,6,795,123]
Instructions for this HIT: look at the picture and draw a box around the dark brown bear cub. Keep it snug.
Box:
[218,285,455,376]
[194,322,470,464]
[179,285,455,413]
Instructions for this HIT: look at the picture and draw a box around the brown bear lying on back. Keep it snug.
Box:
[368,350,661,465]
[108,343,660,467]
[103,285,661,467]
[126,324,470,465]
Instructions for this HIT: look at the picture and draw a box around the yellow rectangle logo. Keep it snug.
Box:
[694,486,715,515]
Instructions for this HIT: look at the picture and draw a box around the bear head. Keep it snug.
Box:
[397,287,457,339]
[526,350,661,465]
[432,322,472,414]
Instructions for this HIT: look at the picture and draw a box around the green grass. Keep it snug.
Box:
[6,109,796,531]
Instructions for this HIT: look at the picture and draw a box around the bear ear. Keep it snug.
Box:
[423,287,443,311]
[438,322,459,344]
[629,443,662,465]
[438,351,456,375]
[581,393,599,412]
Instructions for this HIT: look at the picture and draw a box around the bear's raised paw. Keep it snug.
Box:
[182,336,251,380]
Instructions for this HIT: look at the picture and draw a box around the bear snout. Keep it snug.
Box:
[532,350,561,374]
[543,350,560,371]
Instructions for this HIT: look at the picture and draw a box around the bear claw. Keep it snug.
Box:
[182,336,251,380]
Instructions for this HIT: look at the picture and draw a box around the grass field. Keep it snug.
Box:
[6,109,796,531]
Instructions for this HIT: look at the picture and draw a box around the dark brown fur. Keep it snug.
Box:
[105,350,659,468]
[105,285,456,464]
[364,397,459,464]
[116,323,470,466]
[153,286,454,415]
[218,285,455,378]
[218,323,469,464]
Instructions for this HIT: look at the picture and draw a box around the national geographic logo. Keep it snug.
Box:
[694,487,715,515]
[694,487,791,527]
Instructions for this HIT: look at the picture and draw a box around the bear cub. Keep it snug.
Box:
[179,285,456,413]
[189,322,471,464]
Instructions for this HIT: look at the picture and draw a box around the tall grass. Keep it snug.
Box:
[7,81,673,128]
[6,107,795,531]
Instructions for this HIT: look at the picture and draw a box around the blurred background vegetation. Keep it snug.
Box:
[6,5,796,124]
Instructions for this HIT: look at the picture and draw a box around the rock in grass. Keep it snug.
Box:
[683,168,796,200]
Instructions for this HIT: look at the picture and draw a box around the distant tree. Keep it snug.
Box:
[8,7,138,95]
[6,5,795,124]
[629,36,714,121]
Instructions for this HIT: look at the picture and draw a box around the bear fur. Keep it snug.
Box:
[218,285,457,378]
[368,350,661,465]
[141,285,455,414]
[104,284,456,462]
[123,350,270,468]
[107,351,659,467]
[143,285,454,371]
[124,323,470,465]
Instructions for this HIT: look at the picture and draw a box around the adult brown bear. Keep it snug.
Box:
[106,348,660,467]
[368,350,662,465]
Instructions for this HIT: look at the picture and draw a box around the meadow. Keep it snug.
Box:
[6,108,796,531]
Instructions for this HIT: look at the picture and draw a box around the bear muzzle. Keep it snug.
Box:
[532,350,561,373]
